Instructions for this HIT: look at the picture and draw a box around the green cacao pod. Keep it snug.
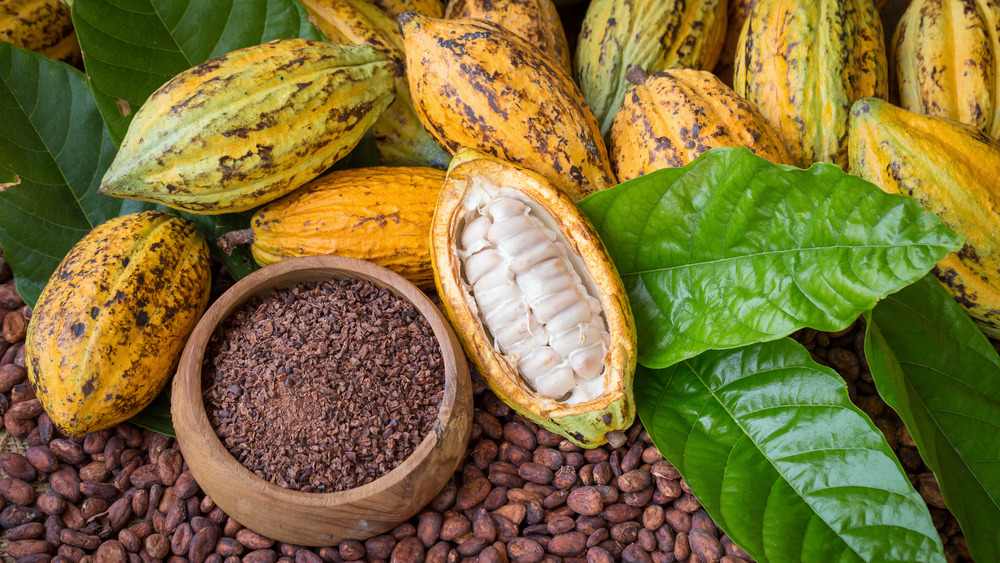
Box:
[849,98,1000,337]
[99,39,396,214]
[300,0,450,168]
[400,13,615,202]
[609,67,794,180]
[26,211,211,437]
[576,0,728,135]
[735,0,889,169]
[431,149,636,448]
[892,0,1000,138]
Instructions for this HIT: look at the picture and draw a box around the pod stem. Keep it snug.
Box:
[605,430,627,449]
[216,229,254,256]
[625,65,649,86]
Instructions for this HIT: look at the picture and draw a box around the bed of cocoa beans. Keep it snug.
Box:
[0,254,976,563]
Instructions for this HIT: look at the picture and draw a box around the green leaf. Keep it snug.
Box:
[579,147,963,369]
[129,386,175,437]
[72,0,324,146]
[636,339,945,563]
[864,275,1000,561]
[0,43,132,307]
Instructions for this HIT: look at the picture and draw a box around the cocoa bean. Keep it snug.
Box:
[457,536,488,557]
[474,412,503,441]
[642,505,665,531]
[618,470,652,493]
[417,512,443,547]
[5,409,35,437]
[119,528,141,553]
[0,282,22,308]
[621,443,643,473]
[1,476,36,505]
[114,424,142,449]
[3,307,27,343]
[62,503,85,531]
[83,431,109,455]
[58,544,86,563]
[522,523,548,536]
[169,522,192,555]
[60,529,101,550]
[637,528,657,553]
[80,498,108,521]
[18,554,55,563]
[592,462,612,485]
[542,489,569,509]
[535,428,562,447]
[207,506,226,525]
[338,539,364,560]
[236,528,275,550]
[673,532,690,561]
[6,521,45,540]
[44,515,62,545]
[456,478,491,510]
[114,459,141,493]
[0,452,35,481]
[103,437,125,471]
[244,551,279,563]
[25,447,58,475]
[665,509,691,534]
[156,450,183,487]
[578,465,595,486]
[48,440,86,465]
[575,515,607,536]
[641,447,663,465]
[489,471,524,489]
[492,514,518,543]
[77,461,111,484]
[471,508,496,543]
[546,515,575,535]
[130,465,161,489]
[551,466,577,490]
[7,539,56,558]
[390,523,416,540]
[501,444,532,466]
[363,534,395,559]
[506,488,543,506]
[611,521,640,544]
[1,342,21,365]
[439,515,471,542]
[525,501,544,525]
[471,440,499,470]
[493,503,525,525]
[548,532,586,557]
[507,537,544,563]
[533,449,563,471]
[689,529,723,562]
[10,398,43,419]
[503,422,536,450]
[650,461,680,480]
[428,481,456,513]
[189,524,218,563]
[1,503,44,527]
[390,536,425,562]
[0,363,26,393]
[601,504,640,523]
[624,487,655,508]
[720,557,750,563]
[479,545,502,563]
[655,477,682,500]
[518,463,553,485]
[216,537,244,557]
[295,550,322,563]
[80,481,119,501]
[96,541,128,563]
[621,543,652,563]
[49,466,81,504]
[566,487,603,516]
[426,542,450,563]
[223,516,242,538]
[585,546,613,563]
[674,493,701,513]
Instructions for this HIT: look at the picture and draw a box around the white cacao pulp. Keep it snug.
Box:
[458,177,611,404]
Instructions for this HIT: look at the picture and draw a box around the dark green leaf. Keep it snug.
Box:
[865,275,1000,561]
[72,0,324,146]
[579,147,963,368]
[0,44,132,307]
[129,386,174,436]
[636,339,945,562]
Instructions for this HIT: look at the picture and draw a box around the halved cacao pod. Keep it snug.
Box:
[99,39,396,214]
[431,149,637,448]
[891,0,1000,138]
[300,0,450,168]
[849,98,1000,337]
[220,166,445,289]
[400,13,615,202]
[26,211,211,437]
[444,0,572,73]
[735,0,888,169]
[609,67,794,180]
[576,0,728,135]
[1,0,81,64]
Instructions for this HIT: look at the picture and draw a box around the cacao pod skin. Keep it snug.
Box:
[26,211,211,437]
[609,68,794,180]
[400,13,616,202]
[576,0,728,135]
[374,0,443,17]
[849,98,1000,337]
[99,39,396,214]
[431,148,637,448]
[892,0,1000,138]
[1,0,80,63]
[300,0,450,168]
[444,0,573,74]
[246,166,445,289]
[735,0,889,169]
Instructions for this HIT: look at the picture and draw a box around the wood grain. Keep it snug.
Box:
[172,255,472,545]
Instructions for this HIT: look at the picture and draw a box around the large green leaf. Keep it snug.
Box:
[865,276,1000,561]
[578,147,962,368]
[72,0,324,146]
[636,339,945,563]
[0,43,141,307]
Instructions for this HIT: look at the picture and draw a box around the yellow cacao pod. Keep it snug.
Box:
[300,0,450,168]
[891,0,1000,138]
[443,0,572,73]
[609,68,794,180]
[99,39,396,214]
[849,98,1000,337]
[400,13,616,202]
[1,0,80,63]
[25,211,211,437]
[431,149,637,448]
[373,0,444,17]
[735,0,889,169]
[576,0,728,135]
[226,166,445,289]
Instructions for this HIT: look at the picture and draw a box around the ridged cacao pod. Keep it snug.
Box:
[431,148,637,448]
[373,0,443,17]
[576,0,727,135]
[300,0,450,168]
[735,0,889,169]
[26,211,211,437]
[444,0,572,73]
[891,0,1000,138]
[400,13,616,202]
[609,67,794,180]
[221,166,445,289]
[849,98,1000,337]
[1,0,80,63]
[99,39,396,214]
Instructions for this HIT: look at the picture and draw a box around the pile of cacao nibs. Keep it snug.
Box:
[0,252,976,563]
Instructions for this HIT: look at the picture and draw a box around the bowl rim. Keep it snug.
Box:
[172,254,462,507]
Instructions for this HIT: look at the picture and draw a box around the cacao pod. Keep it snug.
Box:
[26,211,211,437]
[891,0,1000,138]
[400,13,616,202]
[849,97,1000,337]
[221,166,445,289]
[609,67,794,180]
[1,0,80,63]
[444,0,572,73]
[99,39,396,214]
[734,0,889,169]
[431,148,637,448]
[576,0,728,135]
[300,0,450,168]
[373,0,443,17]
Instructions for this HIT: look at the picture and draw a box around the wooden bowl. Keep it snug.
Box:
[172,255,473,546]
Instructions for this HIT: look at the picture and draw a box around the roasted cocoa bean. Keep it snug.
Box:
[189,525,218,563]
[503,422,536,450]
[425,541,450,563]
[665,510,691,533]
[237,528,275,550]
[543,489,569,509]
[417,512,443,547]
[548,531,586,557]
[26,446,59,474]
[439,515,471,542]
[80,498,108,522]
[546,515,575,535]
[471,508,496,543]
[11,398,44,419]
[156,450,183,487]
[618,470,651,493]
[611,521,640,544]
[575,515,607,536]
[1,476,36,505]
[362,534,395,559]
[674,493,701,513]
[601,504,640,523]
[60,528,101,550]
[0,451,36,481]
[0,363,26,393]
[49,466,81,504]
[48,440,86,465]
[390,536,424,562]
[7,539,56,558]
[457,536,488,557]
[215,537,244,557]
[6,521,45,540]
[119,528,141,553]
[44,515,62,545]
[492,514,518,543]
[673,532,690,561]
[586,546,613,563]
[483,486,508,511]
[566,487,603,516]
[1,503,44,527]
[624,487,655,508]
[80,481,119,501]
[96,541,128,563]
